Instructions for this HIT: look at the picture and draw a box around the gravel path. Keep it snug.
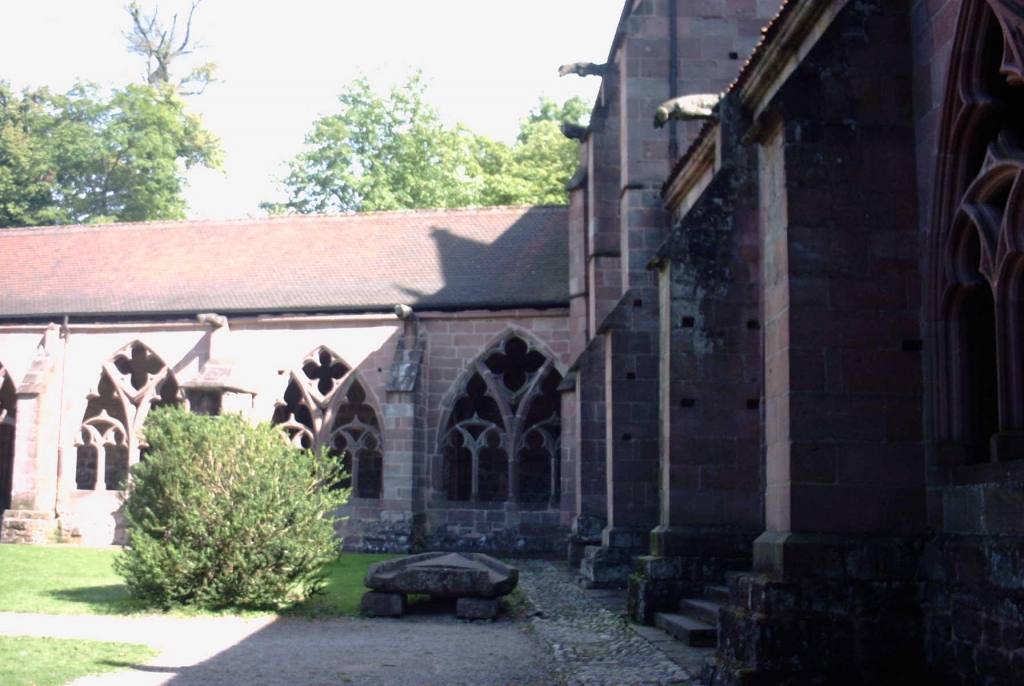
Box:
[0,559,710,686]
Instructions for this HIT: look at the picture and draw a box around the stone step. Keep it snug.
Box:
[654,612,718,648]
[679,597,722,626]
[704,584,730,605]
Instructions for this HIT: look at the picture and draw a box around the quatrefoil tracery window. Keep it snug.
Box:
[75,342,182,491]
[441,336,562,506]
[0,362,16,511]
[936,1,1024,462]
[272,347,383,499]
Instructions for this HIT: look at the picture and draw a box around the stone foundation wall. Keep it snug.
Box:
[423,507,568,554]
[710,573,924,686]
[920,533,1024,685]
[337,510,421,554]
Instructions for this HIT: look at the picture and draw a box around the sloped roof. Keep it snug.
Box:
[0,206,569,320]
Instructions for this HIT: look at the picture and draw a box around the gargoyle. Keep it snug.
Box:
[653,93,723,127]
[197,312,228,329]
[558,62,607,78]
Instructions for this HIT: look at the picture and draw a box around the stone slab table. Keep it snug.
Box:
[361,552,519,620]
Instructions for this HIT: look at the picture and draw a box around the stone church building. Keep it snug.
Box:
[1,0,1021,683]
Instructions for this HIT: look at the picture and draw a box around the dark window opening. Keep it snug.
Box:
[273,348,383,498]
[961,286,999,464]
[0,365,16,512]
[442,337,561,506]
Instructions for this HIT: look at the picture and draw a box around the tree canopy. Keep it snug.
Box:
[0,2,222,228]
[262,74,589,215]
[0,81,222,227]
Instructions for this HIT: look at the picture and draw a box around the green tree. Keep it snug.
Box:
[0,84,65,227]
[263,75,589,214]
[263,73,481,214]
[476,95,590,206]
[0,81,222,227]
[115,407,348,610]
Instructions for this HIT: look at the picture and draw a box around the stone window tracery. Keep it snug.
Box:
[75,342,182,490]
[0,363,16,512]
[934,1,1024,462]
[272,347,383,498]
[440,336,562,506]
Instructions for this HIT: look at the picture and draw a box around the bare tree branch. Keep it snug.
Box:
[124,1,212,92]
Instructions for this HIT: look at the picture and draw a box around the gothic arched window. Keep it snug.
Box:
[75,342,182,490]
[272,347,383,498]
[933,1,1024,462]
[0,362,16,511]
[440,336,562,506]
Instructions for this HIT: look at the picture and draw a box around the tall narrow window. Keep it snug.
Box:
[273,347,383,498]
[0,363,16,512]
[933,1,1024,460]
[75,342,181,490]
[440,336,562,506]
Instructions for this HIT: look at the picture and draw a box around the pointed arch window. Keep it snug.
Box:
[0,362,16,511]
[440,336,562,506]
[272,347,383,498]
[933,1,1024,462]
[75,342,182,491]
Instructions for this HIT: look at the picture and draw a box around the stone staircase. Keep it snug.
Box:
[653,582,729,647]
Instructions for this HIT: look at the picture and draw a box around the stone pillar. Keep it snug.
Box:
[579,293,661,587]
[587,67,623,336]
[1,326,62,543]
[376,326,427,552]
[715,3,928,683]
[567,339,609,568]
[631,110,764,624]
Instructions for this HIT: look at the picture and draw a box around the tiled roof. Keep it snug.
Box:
[0,206,569,320]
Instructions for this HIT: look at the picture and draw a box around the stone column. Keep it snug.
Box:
[717,4,928,682]
[578,294,661,587]
[567,339,609,568]
[369,325,426,552]
[1,325,62,543]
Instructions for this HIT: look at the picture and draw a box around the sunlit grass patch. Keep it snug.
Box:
[0,635,157,686]
[0,545,403,617]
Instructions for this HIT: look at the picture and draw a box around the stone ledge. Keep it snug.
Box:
[753,531,926,581]
[1,510,58,544]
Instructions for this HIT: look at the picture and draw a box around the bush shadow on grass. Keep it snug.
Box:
[45,585,146,615]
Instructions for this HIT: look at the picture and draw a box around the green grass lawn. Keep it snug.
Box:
[0,546,137,615]
[0,635,157,686]
[0,545,402,617]
[290,553,403,616]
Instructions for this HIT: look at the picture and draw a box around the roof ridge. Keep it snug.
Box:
[0,204,568,235]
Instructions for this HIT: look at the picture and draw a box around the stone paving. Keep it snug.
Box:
[516,559,714,686]
[0,557,714,685]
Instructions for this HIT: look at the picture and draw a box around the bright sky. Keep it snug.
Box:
[0,0,626,220]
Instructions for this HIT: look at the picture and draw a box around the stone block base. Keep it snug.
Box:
[627,548,754,625]
[711,572,924,685]
[918,533,1024,685]
[0,510,58,544]
[578,545,633,588]
[568,535,601,569]
[360,591,406,617]
[629,573,685,626]
[456,597,500,620]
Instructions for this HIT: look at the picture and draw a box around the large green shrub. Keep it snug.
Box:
[114,406,348,609]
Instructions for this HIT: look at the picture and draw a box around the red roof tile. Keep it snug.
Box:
[0,206,569,319]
